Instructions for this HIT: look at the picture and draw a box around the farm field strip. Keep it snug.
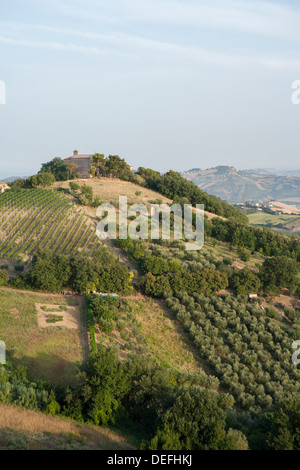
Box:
[18,201,74,261]
[1,197,66,259]
[9,199,68,260]
[64,218,89,256]
[0,189,100,262]
[0,191,54,230]
[55,212,85,256]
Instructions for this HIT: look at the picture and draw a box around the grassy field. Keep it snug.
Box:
[53,177,172,207]
[248,211,300,235]
[0,289,85,386]
[95,297,202,374]
[0,404,134,450]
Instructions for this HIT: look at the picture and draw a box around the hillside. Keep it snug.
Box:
[0,404,133,450]
[182,166,300,205]
[53,177,172,207]
[0,188,100,268]
[0,171,299,450]
[248,211,300,237]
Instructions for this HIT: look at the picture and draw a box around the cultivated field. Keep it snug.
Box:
[248,211,300,235]
[0,189,101,264]
[0,289,86,386]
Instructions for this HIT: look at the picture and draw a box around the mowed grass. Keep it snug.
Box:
[0,289,84,386]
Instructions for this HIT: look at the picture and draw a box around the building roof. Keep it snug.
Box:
[65,154,93,160]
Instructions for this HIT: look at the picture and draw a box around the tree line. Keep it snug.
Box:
[1,347,299,450]
[7,248,132,295]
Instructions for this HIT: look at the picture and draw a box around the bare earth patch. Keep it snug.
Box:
[36,303,81,329]
[9,308,19,319]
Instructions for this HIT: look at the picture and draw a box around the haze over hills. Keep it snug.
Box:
[182,166,300,205]
[0,176,29,183]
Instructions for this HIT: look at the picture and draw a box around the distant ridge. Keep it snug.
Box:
[182,166,300,204]
[0,176,28,183]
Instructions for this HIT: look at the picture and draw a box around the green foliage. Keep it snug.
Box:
[230,268,261,295]
[210,218,300,261]
[145,387,236,450]
[143,170,248,223]
[88,294,120,333]
[136,167,161,181]
[37,172,56,188]
[266,398,300,450]
[80,184,93,204]
[69,182,80,191]
[39,157,69,181]
[26,248,131,294]
[165,291,300,413]
[0,364,60,414]
[90,154,137,182]
[260,256,299,293]
[0,268,9,286]
[64,348,131,426]
[30,249,61,292]
[237,247,251,262]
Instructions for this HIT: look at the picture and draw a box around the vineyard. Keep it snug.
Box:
[0,189,101,263]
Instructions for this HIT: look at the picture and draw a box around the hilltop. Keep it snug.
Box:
[182,166,300,205]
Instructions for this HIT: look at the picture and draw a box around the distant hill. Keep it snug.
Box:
[1,176,28,183]
[182,166,300,204]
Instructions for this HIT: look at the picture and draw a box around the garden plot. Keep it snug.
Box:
[36,303,81,329]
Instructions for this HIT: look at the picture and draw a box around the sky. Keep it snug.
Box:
[0,0,300,178]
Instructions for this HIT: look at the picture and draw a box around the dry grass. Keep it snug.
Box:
[53,177,172,206]
[0,404,134,450]
[0,289,85,386]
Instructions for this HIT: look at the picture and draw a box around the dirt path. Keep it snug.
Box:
[0,286,66,298]
[105,239,142,274]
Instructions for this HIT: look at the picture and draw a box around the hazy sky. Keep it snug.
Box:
[1,0,300,178]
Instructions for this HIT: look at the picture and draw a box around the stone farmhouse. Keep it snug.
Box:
[64,150,134,178]
[64,150,93,178]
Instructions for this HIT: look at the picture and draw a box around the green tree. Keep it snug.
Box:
[84,348,131,426]
[29,249,60,291]
[260,256,299,293]
[37,172,56,188]
[148,387,234,450]
[230,268,261,295]
[66,163,78,180]
[267,399,300,450]
[0,268,9,286]
[40,157,68,181]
